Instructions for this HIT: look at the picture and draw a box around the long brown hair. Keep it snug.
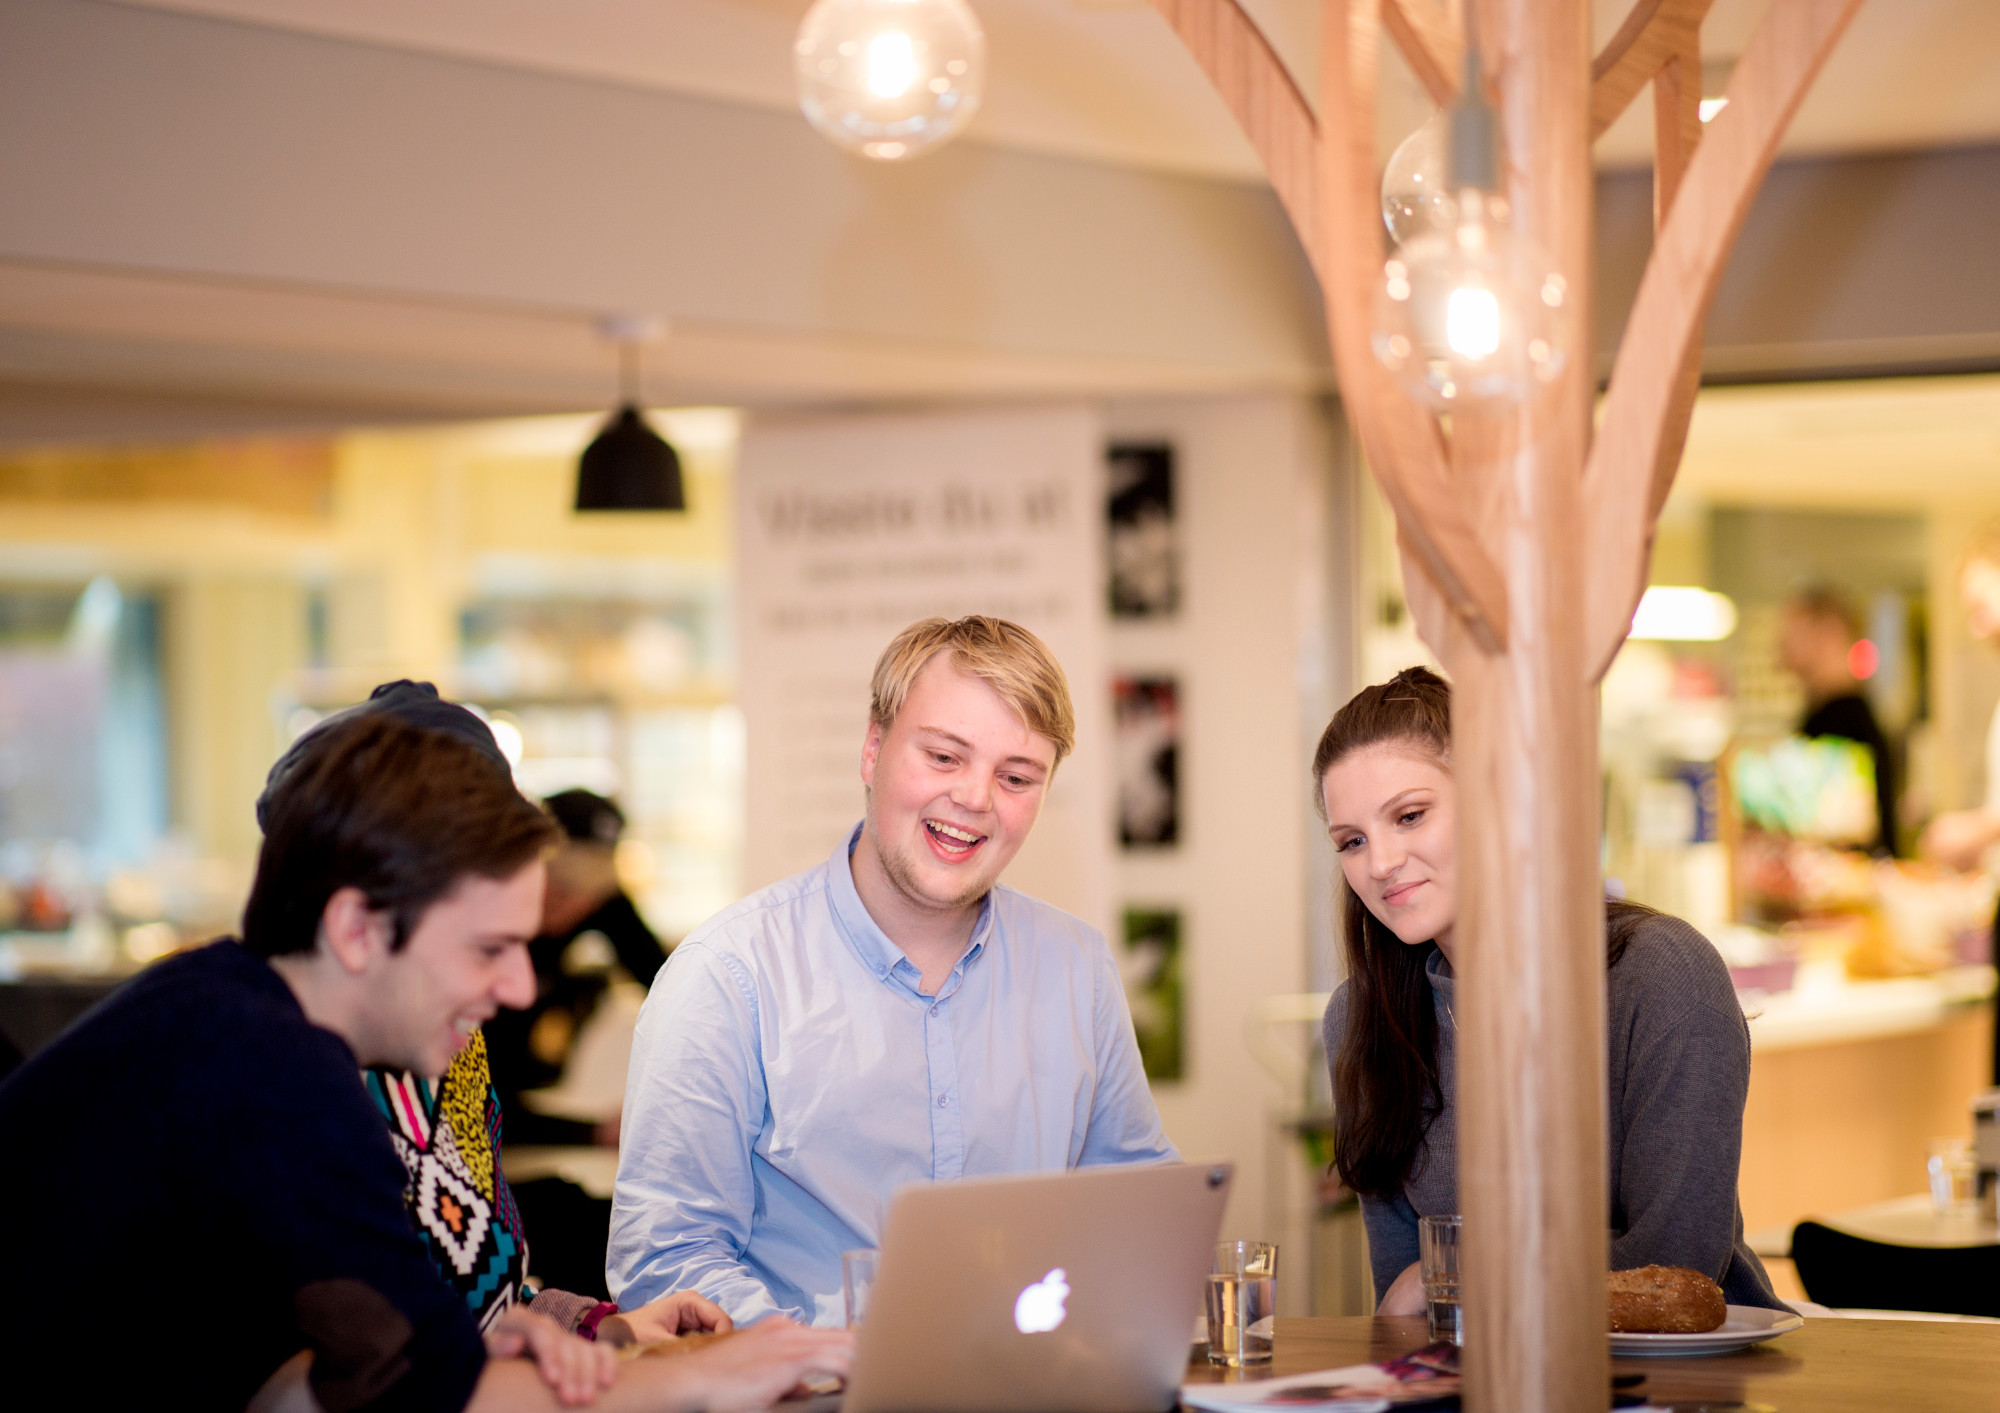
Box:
[1314,666,1653,1198]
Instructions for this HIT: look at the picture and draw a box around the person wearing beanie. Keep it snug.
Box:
[274,687,753,1357]
[0,706,849,1409]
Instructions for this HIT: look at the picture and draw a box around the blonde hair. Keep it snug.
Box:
[869,616,1076,764]
[1962,521,2000,574]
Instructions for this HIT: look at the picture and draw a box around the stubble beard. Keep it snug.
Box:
[868,790,993,915]
[879,838,991,915]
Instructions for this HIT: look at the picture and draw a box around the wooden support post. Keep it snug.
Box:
[1450,4,1606,1412]
[1143,1,1863,1408]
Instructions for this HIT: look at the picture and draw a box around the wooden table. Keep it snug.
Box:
[1183,1315,2000,1412]
[1808,1192,1998,1250]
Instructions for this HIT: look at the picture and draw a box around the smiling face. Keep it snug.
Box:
[1320,740,1458,955]
[858,654,1056,918]
[360,861,544,1076]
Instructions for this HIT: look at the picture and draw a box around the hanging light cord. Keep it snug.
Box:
[618,341,641,407]
[1449,7,1497,195]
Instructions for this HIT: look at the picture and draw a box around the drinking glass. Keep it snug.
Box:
[842,1248,879,1327]
[1928,1138,1978,1216]
[1206,1240,1278,1366]
[1418,1214,1462,1345]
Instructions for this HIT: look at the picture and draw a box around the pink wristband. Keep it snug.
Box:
[577,1301,620,1342]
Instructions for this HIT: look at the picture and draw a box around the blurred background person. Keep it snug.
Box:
[1920,529,2000,1083]
[1778,584,1898,856]
[486,788,666,1151]
[476,789,668,1297]
[1921,534,2000,872]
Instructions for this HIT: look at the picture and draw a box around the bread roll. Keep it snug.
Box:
[1606,1265,1727,1333]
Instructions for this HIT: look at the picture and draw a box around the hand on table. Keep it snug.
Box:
[1919,808,1999,871]
[1377,1261,1425,1317]
[598,1289,734,1348]
[484,1306,619,1407]
[673,1317,854,1413]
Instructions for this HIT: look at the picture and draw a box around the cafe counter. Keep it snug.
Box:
[1738,964,1995,1237]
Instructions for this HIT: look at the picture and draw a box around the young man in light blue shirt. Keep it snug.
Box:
[608,616,1177,1326]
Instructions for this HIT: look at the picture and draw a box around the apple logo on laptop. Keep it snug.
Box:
[1013,1268,1070,1334]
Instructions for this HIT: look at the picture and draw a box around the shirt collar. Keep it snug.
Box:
[825,822,996,990]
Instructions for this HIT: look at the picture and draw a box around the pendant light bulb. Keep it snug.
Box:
[1381,110,1451,246]
[1373,190,1569,408]
[794,0,986,161]
[1370,24,1571,409]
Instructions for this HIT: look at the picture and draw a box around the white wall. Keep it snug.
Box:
[1103,392,1351,1312]
[734,404,1111,929]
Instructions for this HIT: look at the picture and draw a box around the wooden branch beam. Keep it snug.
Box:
[1643,5,1707,474]
[1144,0,1504,646]
[1146,0,1324,280]
[1383,0,1463,107]
[1590,0,1714,141]
[1321,0,1508,651]
[1582,0,1869,679]
[1650,28,1703,223]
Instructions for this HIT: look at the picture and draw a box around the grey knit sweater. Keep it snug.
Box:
[1321,912,1783,1310]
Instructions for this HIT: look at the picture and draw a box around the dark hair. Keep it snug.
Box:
[242,714,559,958]
[1313,666,1653,1198]
[544,789,626,846]
[1787,584,1860,642]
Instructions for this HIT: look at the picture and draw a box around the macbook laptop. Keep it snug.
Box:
[840,1161,1234,1413]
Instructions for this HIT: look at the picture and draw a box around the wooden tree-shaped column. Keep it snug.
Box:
[1148,0,1865,1409]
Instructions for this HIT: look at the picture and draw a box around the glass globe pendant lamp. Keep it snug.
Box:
[794,0,986,161]
[1371,35,1570,408]
[1380,109,1451,246]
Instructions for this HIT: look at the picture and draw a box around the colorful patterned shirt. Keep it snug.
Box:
[366,1031,531,1331]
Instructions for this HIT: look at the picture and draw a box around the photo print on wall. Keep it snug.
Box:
[1114,675,1179,848]
[1107,442,1178,618]
[1120,908,1184,1081]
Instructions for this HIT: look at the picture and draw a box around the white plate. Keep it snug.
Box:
[1611,1304,1804,1357]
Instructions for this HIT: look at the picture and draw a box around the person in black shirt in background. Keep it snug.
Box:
[0,712,848,1412]
[1778,585,1899,856]
[543,790,667,988]
[486,789,663,1151]
[482,788,667,1298]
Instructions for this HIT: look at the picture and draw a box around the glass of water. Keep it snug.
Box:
[1418,1215,1462,1345]
[1928,1138,1978,1216]
[1207,1240,1279,1366]
[842,1248,879,1327]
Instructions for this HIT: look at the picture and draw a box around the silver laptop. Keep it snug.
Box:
[841,1161,1233,1413]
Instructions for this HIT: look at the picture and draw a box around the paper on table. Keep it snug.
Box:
[1181,1343,1461,1413]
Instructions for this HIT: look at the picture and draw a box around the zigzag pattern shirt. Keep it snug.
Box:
[366,1032,530,1331]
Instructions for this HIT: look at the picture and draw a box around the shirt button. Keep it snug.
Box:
[937,1095,949,1108]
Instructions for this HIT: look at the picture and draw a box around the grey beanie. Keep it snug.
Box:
[255,680,510,830]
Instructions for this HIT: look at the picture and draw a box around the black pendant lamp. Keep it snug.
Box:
[576,329,685,512]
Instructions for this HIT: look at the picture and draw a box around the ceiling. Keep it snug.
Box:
[5,0,1994,444]
[0,255,1320,444]
[112,0,2000,179]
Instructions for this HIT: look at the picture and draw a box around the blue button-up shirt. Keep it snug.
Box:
[607,825,1177,1325]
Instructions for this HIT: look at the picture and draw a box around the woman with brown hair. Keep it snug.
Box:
[1315,667,1783,1315]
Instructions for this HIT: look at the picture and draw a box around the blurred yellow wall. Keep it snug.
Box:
[0,409,736,877]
